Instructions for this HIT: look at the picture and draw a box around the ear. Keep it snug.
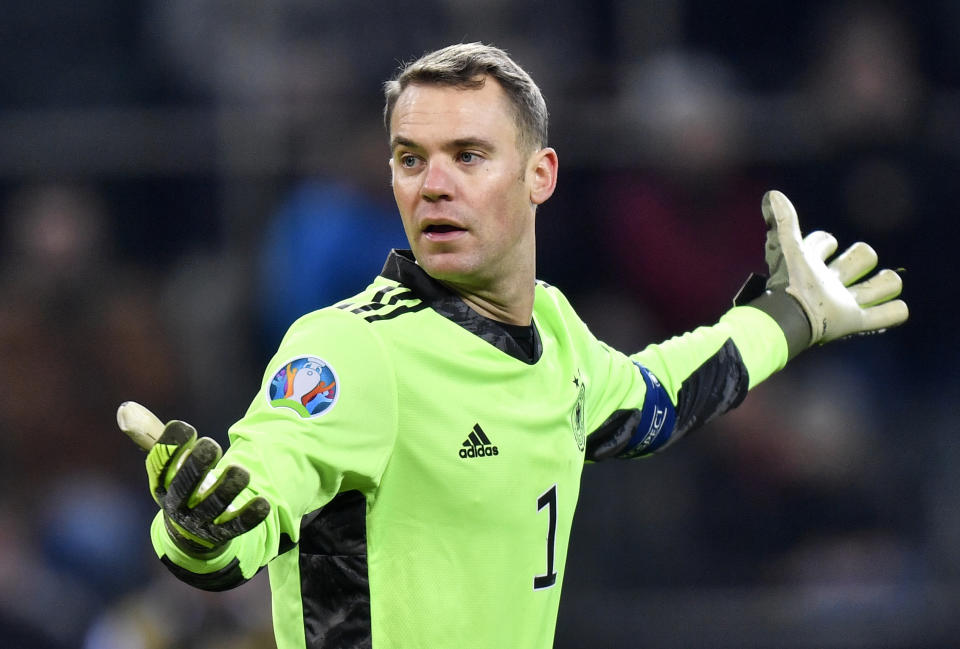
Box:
[528,147,558,206]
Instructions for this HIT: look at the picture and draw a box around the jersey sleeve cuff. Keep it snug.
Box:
[719,305,790,389]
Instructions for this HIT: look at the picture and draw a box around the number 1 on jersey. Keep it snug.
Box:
[534,485,558,590]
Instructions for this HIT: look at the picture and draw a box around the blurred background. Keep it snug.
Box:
[0,0,955,647]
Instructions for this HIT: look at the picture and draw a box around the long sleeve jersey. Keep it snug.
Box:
[151,249,789,649]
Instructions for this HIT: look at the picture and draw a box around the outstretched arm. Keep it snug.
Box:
[118,401,271,590]
[584,190,908,461]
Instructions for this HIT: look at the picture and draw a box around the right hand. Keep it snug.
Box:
[118,402,270,558]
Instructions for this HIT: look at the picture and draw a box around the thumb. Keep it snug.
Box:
[117,401,165,451]
[761,190,805,290]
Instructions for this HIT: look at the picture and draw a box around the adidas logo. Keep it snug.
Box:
[459,424,499,459]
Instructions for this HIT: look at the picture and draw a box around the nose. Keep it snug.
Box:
[420,159,454,202]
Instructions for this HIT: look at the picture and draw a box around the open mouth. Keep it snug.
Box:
[423,223,467,242]
[424,224,464,234]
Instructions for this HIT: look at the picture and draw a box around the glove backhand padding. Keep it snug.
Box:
[145,419,270,558]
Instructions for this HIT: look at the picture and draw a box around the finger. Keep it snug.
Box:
[761,190,805,289]
[163,514,217,551]
[761,190,804,242]
[156,420,197,447]
[190,465,250,522]
[849,269,902,306]
[802,230,838,263]
[860,299,909,333]
[165,437,223,510]
[146,421,198,500]
[213,496,271,541]
[829,241,878,286]
[117,401,164,450]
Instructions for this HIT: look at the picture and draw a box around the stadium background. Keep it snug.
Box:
[0,1,955,647]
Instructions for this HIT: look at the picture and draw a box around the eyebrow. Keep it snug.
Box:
[390,136,417,152]
[390,135,498,154]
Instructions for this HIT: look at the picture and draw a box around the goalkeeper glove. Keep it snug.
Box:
[119,402,271,559]
[743,190,908,355]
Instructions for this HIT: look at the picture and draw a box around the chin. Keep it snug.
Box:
[415,249,479,283]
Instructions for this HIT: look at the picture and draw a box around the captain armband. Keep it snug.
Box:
[585,363,677,461]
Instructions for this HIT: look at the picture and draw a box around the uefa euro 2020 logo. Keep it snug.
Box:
[267,356,339,418]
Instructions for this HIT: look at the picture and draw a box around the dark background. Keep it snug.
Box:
[0,1,955,647]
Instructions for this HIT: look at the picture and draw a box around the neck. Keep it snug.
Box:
[440,271,535,325]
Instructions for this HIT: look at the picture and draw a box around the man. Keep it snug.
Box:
[121,43,907,648]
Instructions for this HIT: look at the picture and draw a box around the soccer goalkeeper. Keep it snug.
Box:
[120,43,907,649]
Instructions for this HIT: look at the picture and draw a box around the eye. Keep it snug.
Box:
[399,154,420,168]
[458,151,479,164]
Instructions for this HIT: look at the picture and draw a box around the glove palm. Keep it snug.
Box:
[761,190,908,345]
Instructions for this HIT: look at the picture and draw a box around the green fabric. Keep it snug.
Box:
[152,277,789,649]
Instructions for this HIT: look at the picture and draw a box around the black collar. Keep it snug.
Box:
[380,249,542,364]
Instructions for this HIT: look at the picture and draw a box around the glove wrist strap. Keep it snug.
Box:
[743,287,812,360]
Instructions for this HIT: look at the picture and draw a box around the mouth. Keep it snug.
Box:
[422,222,467,241]
[425,224,464,234]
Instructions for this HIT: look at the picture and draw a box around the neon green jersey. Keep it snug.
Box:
[152,250,788,648]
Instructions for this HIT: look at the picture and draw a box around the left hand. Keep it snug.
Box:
[760,190,908,345]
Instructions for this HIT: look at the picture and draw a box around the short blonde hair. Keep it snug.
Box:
[383,42,548,153]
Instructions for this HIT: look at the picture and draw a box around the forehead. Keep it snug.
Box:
[390,78,519,146]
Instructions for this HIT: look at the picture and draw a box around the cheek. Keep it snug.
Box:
[492,180,532,232]
[392,178,416,215]
[391,183,416,236]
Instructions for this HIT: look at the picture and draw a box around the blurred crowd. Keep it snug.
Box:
[0,1,956,648]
